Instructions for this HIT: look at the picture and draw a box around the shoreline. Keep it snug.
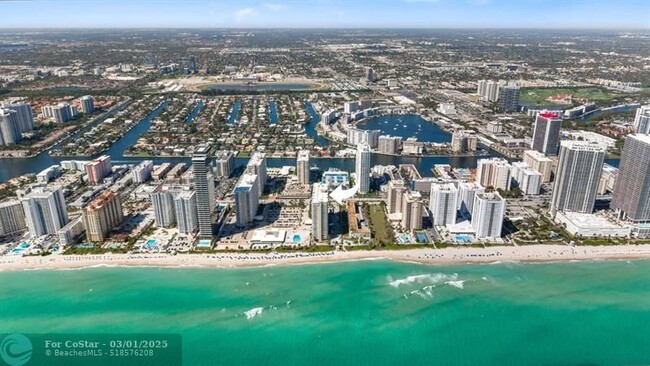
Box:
[2,244,650,272]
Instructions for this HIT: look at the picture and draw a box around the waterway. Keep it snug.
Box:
[0,102,168,182]
[228,101,241,125]
[0,101,621,182]
[357,114,452,143]
[304,101,331,147]
[269,101,279,125]
[184,102,204,125]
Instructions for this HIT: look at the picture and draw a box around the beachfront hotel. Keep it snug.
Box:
[234,174,260,227]
[311,183,329,242]
[82,191,123,242]
[551,141,605,216]
[471,192,506,239]
[611,134,650,236]
[429,182,458,227]
[192,145,214,240]
[20,185,69,237]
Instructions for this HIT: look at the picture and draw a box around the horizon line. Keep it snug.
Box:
[0,26,648,31]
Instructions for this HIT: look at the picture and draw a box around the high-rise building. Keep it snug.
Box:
[187,55,197,74]
[0,109,20,146]
[401,191,423,231]
[522,150,553,183]
[215,151,234,178]
[634,105,650,135]
[497,85,520,112]
[311,183,329,242]
[378,135,402,155]
[355,143,372,194]
[429,183,458,227]
[451,131,478,153]
[296,150,310,185]
[486,80,499,102]
[611,134,650,223]
[347,128,381,148]
[365,67,374,82]
[511,162,543,195]
[174,190,198,235]
[82,191,123,242]
[344,102,359,114]
[471,192,506,239]
[132,160,154,183]
[531,112,563,156]
[246,152,267,196]
[43,103,77,123]
[477,79,487,98]
[0,199,27,237]
[150,185,181,228]
[192,145,214,239]
[1,102,34,133]
[387,179,407,215]
[457,182,484,218]
[80,95,95,114]
[85,155,112,185]
[476,158,512,191]
[21,185,69,237]
[234,174,259,227]
[551,141,605,215]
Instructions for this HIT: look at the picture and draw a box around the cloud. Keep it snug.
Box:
[234,7,258,21]
[264,3,287,12]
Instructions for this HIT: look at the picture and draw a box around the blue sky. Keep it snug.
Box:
[0,0,648,29]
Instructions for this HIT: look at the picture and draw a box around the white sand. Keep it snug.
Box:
[2,244,650,272]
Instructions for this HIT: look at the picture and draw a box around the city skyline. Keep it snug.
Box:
[0,0,648,29]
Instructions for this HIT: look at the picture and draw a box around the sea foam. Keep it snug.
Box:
[388,273,458,288]
[445,280,466,289]
[244,307,264,319]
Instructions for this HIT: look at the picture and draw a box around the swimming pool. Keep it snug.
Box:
[292,234,301,243]
[455,235,472,243]
[415,232,428,243]
[10,242,30,254]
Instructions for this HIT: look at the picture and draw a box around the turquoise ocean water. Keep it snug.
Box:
[1,260,650,365]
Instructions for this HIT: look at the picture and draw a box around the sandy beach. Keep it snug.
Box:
[2,244,650,272]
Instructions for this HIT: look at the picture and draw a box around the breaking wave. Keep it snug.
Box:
[388,273,458,288]
[244,307,264,319]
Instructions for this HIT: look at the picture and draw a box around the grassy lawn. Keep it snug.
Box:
[520,87,619,106]
[366,204,395,245]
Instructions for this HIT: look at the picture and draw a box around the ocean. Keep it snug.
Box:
[1,260,650,365]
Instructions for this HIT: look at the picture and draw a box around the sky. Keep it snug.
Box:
[0,0,648,29]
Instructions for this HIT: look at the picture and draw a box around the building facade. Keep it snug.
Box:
[297,150,310,185]
[471,192,506,239]
[82,191,123,242]
[355,144,372,194]
[234,174,259,227]
[192,145,214,239]
[429,183,458,227]
[531,112,562,156]
[611,134,650,223]
[21,185,69,237]
[550,141,605,215]
[311,183,329,242]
